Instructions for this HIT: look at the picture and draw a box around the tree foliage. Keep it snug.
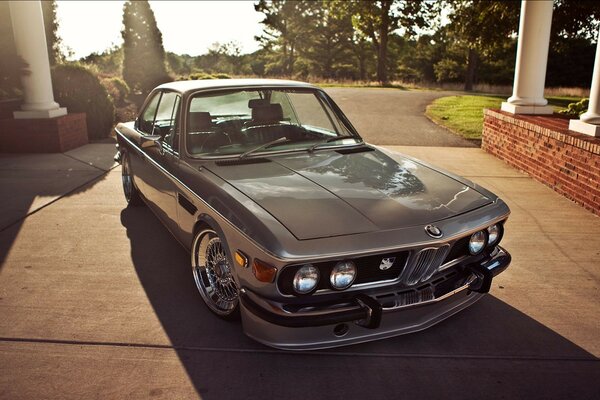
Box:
[444,0,519,90]
[52,63,115,139]
[41,0,64,66]
[56,0,597,93]
[254,0,313,76]
[351,0,434,83]
[121,0,170,95]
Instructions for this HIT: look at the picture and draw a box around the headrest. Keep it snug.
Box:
[248,99,270,109]
[188,111,212,132]
[251,104,283,124]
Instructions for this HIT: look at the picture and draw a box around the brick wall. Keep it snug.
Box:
[482,109,600,216]
[0,113,88,153]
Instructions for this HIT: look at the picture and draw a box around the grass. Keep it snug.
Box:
[425,94,581,140]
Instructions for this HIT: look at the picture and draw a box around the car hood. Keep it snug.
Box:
[205,148,492,240]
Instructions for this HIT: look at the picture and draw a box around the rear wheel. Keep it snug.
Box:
[192,228,240,319]
[121,152,143,207]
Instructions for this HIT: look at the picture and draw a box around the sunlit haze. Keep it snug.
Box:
[56,1,264,59]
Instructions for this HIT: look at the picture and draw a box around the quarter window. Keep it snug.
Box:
[139,92,161,134]
[155,92,181,150]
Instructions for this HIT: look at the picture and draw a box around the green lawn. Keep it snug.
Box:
[425,94,579,140]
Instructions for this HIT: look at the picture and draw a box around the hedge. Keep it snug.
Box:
[52,63,115,139]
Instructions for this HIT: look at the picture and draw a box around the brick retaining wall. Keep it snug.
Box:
[482,109,600,216]
[0,113,88,153]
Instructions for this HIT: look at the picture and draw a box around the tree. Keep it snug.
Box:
[41,0,63,65]
[302,1,356,79]
[351,0,433,84]
[546,0,600,87]
[445,0,519,91]
[121,0,170,94]
[255,0,312,76]
[552,0,600,41]
[80,45,123,75]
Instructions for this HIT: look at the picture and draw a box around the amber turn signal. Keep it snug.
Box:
[235,251,248,268]
[252,259,277,283]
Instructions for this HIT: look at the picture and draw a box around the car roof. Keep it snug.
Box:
[156,78,318,94]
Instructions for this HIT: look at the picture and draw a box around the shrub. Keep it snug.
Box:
[212,73,231,79]
[52,63,115,139]
[188,72,216,80]
[101,77,130,106]
[187,72,232,80]
[558,98,589,116]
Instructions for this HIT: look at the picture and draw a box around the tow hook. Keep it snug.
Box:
[355,294,383,329]
[468,248,511,293]
[468,263,493,293]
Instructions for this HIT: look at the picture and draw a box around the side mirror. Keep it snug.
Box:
[140,134,162,149]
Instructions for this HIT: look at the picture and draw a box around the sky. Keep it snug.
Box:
[55,1,264,60]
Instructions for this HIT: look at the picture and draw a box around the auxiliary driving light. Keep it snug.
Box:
[330,260,357,290]
[293,265,320,294]
[468,230,487,255]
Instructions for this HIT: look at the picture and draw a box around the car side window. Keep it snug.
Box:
[139,92,161,135]
[156,92,181,151]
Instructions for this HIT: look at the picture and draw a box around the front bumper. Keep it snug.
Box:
[240,246,510,350]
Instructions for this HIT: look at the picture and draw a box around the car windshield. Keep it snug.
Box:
[185,88,360,157]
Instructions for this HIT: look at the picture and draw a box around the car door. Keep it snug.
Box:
[141,91,182,235]
[130,91,161,196]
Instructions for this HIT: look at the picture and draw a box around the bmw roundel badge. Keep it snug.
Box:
[425,224,443,238]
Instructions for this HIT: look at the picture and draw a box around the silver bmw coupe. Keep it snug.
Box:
[115,79,511,350]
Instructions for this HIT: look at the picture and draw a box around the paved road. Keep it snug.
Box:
[0,144,598,399]
[325,88,476,147]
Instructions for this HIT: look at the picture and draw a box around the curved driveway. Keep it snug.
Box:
[325,87,476,147]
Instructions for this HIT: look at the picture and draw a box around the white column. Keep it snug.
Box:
[501,0,554,115]
[569,28,600,137]
[9,0,66,119]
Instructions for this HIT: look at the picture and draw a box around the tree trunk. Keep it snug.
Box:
[465,48,479,92]
[376,1,391,84]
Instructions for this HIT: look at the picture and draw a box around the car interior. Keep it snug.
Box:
[186,99,320,155]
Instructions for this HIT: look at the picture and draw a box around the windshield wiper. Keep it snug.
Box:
[239,136,289,159]
[308,135,360,152]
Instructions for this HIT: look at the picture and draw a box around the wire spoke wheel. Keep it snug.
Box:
[121,153,142,206]
[122,158,133,202]
[192,229,239,317]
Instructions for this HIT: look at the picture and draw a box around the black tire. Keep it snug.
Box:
[191,228,240,320]
[121,152,144,207]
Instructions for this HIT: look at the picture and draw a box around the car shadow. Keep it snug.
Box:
[121,206,599,400]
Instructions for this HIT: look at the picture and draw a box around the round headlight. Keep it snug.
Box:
[293,265,320,294]
[330,261,357,290]
[469,230,487,255]
[487,224,501,246]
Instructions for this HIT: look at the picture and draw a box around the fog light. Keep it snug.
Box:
[487,224,501,246]
[330,260,357,290]
[293,265,319,294]
[469,230,487,255]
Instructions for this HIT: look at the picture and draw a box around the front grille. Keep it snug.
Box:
[278,251,409,295]
[399,245,451,286]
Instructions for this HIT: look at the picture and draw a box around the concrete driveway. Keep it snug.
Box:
[0,143,598,399]
[325,88,475,147]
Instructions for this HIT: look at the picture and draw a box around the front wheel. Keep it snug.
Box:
[192,228,240,319]
[121,152,143,207]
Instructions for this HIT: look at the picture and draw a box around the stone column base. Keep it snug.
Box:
[500,102,554,115]
[569,119,600,137]
[13,107,67,119]
[0,113,88,153]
